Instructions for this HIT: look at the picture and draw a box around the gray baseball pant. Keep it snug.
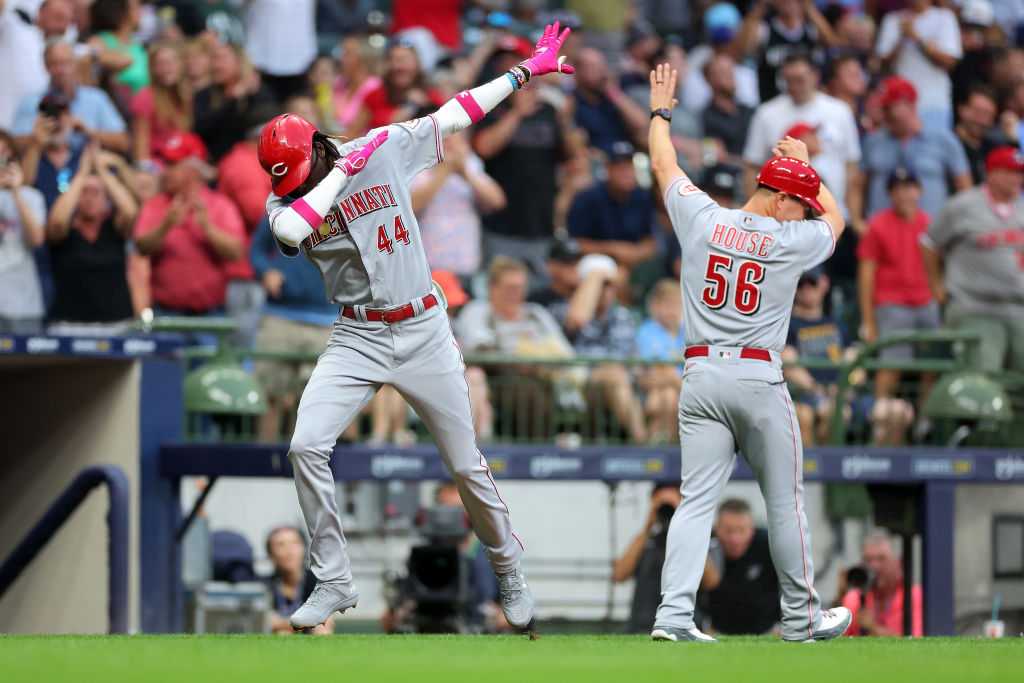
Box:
[654,349,822,641]
[288,305,523,585]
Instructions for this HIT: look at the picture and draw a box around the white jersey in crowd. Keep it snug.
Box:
[665,176,835,351]
[265,116,444,308]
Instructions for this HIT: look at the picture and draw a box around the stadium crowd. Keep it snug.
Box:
[1,0,1023,447]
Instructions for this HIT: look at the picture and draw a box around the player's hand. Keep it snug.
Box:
[262,269,285,298]
[520,21,575,77]
[649,63,678,112]
[336,130,389,176]
[772,135,810,163]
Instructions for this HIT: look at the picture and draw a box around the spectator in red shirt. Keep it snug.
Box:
[130,41,192,162]
[361,40,444,129]
[391,0,463,51]
[134,132,245,315]
[857,168,939,401]
[840,531,923,637]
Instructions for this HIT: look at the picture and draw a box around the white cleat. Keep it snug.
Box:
[787,607,853,643]
[651,626,718,643]
[289,581,359,630]
[496,566,535,628]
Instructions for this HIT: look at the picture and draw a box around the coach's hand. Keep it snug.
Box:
[649,63,678,112]
[336,130,389,176]
[772,136,810,163]
[520,21,575,77]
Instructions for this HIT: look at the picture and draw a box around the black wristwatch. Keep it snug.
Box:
[650,108,673,122]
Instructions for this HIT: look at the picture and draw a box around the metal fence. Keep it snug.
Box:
[171,323,1024,449]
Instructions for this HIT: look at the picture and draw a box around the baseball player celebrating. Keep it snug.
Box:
[646,64,853,643]
[257,23,575,631]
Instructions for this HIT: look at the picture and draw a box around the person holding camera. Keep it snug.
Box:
[0,129,46,333]
[612,481,685,634]
[12,41,128,155]
[45,143,136,327]
[839,531,923,637]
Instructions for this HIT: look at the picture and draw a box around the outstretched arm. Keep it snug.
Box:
[269,131,390,247]
[648,64,691,193]
[431,22,575,138]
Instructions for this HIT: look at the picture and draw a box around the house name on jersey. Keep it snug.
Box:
[709,223,775,257]
[339,183,399,223]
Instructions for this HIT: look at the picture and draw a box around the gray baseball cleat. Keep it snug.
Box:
[496,566,534,628]
[289,580,359,630]
[786,607,853,643]
[651,626,718,643]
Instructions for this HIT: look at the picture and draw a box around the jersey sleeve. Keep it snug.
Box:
[663,176,717,242]
[265,193,301,257]
[781,217,836,270]
[389,115,445,182]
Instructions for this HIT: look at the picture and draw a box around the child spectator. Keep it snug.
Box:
[857,168,939,402]
[635,280,684,444]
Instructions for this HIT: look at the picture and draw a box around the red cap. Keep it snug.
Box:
[432,270,469,308]
[756,156,825,215]
[878,76,918,107]
[985,146,1024,173]
[157,132,208,164]
[258,113,318,197]
[784,122,818,140]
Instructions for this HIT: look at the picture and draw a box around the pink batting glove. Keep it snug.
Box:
[520,21,575,78]
[336,130,389,176]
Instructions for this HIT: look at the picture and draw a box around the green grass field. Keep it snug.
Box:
[2,635,1022,683]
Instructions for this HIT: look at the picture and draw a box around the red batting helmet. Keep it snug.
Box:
[756,156,825,215]
[258,113,318,197]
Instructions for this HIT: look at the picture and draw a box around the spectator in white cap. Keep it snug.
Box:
[559,253,647,443]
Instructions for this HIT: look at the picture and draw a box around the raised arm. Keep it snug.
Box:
[648,64,691,193]
[430,21,575,138]
[773,136,846,242]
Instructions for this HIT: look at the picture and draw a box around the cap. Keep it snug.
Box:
[704,163,739,198]
[985,146,1024,173]
[578,253,618,281]
[878,76,918,107]
[548,236,583,263]
[961,0,995,27]
[607,140,636,162]
[431,270,469,308]
[887,166,920,190]
[705,3,741,44]
[756,156,825,214]
[785,122,818,140]
[157,132,209,164]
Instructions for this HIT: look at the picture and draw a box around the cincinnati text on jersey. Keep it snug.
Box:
[709,223,775,257]
[303,207,350,249]
[338,183,399,223]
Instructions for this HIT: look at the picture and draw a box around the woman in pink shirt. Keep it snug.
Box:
[130,42,193,161]
[333,36,381,138]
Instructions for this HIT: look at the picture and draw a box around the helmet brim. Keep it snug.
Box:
[270,158,312,197]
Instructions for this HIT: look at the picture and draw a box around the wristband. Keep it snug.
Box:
[650,108,673,122]
[507,65,530,90]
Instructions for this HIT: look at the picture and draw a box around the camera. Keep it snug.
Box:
[38,92,70,120]
[385,505,478,634]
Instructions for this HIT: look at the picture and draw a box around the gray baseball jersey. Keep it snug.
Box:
[654,174,834,641]
[270,116,524,601]
[926,186,1024,313]
[266,116,443,307]
[666,177,835,351]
